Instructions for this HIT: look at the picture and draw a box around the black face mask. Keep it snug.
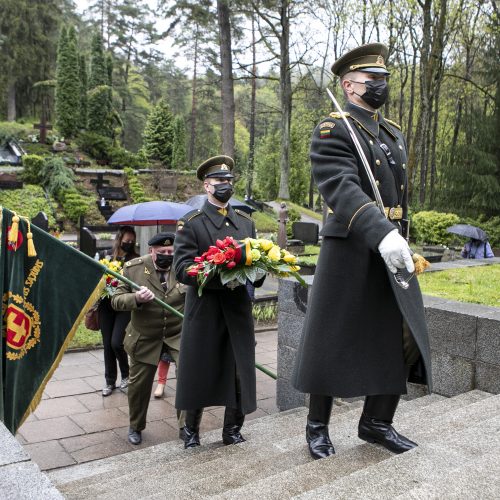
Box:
[155,253,173,269]
[359,79,389,109]
[212,183,233,203]
[121,242,135,253]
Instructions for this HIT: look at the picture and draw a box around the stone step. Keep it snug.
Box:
[49,407,306,487]
[210,391,490,499]
[63,394,447,499]
[1,461,64,499]
[296,394,500,499]
[395,450,500,499]
[55,403,363,498]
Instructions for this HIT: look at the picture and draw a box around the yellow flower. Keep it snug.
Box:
[290,265,301,272]
[283,253,297,264]
[268,245,281,262]
[258,239,274,251]
[251,249,261,261]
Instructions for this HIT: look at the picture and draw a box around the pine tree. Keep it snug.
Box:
[55,26,80,138]
[142,100,175,166]
[78,55,88,129]
[172,115,187,170]
[87,33,112,136]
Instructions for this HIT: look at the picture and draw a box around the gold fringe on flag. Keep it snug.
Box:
[8,212,19,246]
[24,219,37,257]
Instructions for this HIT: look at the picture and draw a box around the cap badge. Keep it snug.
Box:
[220,164,229,171]
[377,55,384,65]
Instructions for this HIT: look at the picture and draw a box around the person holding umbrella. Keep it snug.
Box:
[461,239,494,259]
[447,224,494,259]
[173,155,265,449]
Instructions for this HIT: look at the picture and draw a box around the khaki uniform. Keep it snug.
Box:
[111,254,186,432]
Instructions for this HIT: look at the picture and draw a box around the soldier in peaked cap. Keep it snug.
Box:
[173,155,265,449]
[112,232,186,445]
[292,43,432,459]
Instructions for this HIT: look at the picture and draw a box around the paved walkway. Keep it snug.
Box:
[16,328,278,471]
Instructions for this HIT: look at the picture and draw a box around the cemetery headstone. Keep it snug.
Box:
[80,227,97,257]
[31,212,49,233]
[292,221,319,245]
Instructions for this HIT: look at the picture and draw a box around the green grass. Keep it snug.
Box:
[418,264,500,307]
[253,210,279,233]
[69,323,102,349]
[280,200,322,221]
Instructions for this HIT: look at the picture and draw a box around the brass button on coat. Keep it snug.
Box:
[400,184,404,191]
[375,159,381,166]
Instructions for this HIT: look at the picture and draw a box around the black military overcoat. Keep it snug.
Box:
[292,102,432,398]
[174,200,262,414]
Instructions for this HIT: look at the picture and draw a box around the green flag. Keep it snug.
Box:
[1,207,104,434]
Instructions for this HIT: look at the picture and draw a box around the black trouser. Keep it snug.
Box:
[98,298,130,385]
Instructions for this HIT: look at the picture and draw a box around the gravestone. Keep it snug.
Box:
[90,173,110,190]
[31,212,49,233]
[292,221,319,245]
[80,227,97,257]
[0,173,23,189]
[97,186,127,201]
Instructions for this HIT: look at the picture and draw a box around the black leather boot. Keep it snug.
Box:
[358,395,417,454]
[222,407,246,445]
[182,409,203,449]
[306,394,335,460]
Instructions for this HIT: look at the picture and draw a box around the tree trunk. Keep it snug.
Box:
[217,0,235,159]
[7,82,16,122]
[278,0,291,200]
[246,15,257,199]
[429,82,441,206]
[188,30,199,168]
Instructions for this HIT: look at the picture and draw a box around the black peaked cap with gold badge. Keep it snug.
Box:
[331,43,390,77]
[148,232,175,247]
[196,155,235,181]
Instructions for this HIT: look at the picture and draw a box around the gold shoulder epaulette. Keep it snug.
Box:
[187,210,202,221]
[385,119,401,130]
[235,209,252,220]
[125,257,143,267]
[329,112,350,119]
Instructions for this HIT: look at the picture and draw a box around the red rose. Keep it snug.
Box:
[216,239,226,249]
[224,248,236,260]
[226,260,237,269]
[224,236,235,246]
[194,256,205,262]
[213,252,226,264]
[106,276,112,284]
[187,267,199,276]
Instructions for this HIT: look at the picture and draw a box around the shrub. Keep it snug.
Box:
[0,185,57,226]
[0,121,33,143]
[60,188,91,222]
[286,205,302,238]
[21,154,45,184]
[411,210,460,245]
[461,215,500,248]
[108,146,144,170]
[42,156,75,196]
[124,167,152,203]
[77,131,112,160]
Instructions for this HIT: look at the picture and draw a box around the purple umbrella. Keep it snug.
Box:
[107,201,192,226]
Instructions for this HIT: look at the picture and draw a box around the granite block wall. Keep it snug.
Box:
[277,277,500,410]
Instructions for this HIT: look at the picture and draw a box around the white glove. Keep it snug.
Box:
[135,286,155,304]
[378,229,415,274]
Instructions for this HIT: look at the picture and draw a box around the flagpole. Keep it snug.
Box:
[104,267,184,319]
[75,249,184,319]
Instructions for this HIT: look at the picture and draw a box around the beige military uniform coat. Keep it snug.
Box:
[111,254,186,366]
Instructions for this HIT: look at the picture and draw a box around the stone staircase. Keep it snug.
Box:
[48,391,500,499]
